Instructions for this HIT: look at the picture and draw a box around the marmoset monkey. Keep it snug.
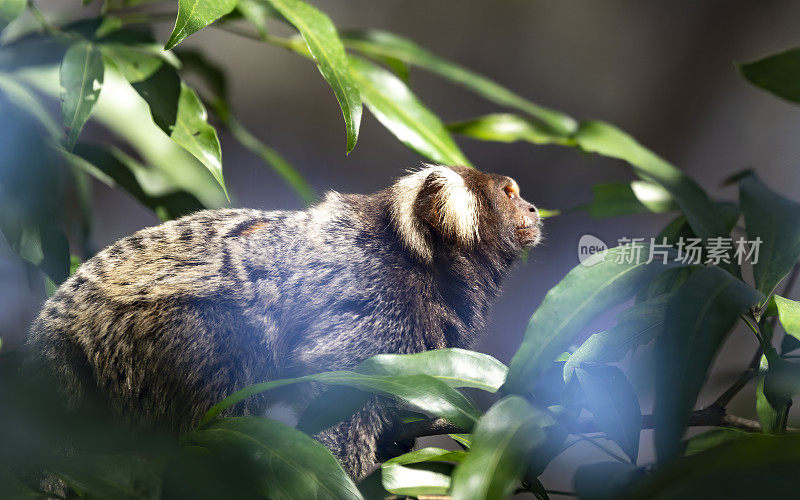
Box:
[25,164,541,479]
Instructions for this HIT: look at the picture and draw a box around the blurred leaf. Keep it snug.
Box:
[48,455,161,500]
[60,41,104,149]
[236,0,275,40]
[381,447,465,496]
[504,244,683,395]
[189,417,362,500]
[450,434,472,449]
[356,348,507,392]
[60,143,205,220]
[577,181,678,219]
[165,0,238,50]
[684,428,749,455]
[654,266,762,462]
[266,0,361,153]
[738,48,800,104]
[575,364,641,462]
[0,0,25,32]
[447,113,572,146]
[202,371,479,430]
[341,30,577,135]
[573,461,643,500]
[225,117,316,204]
[0,73,61,138]
[740,174,800,296]
[574,121,736,273]
[631,433,800,499]
[348,55,470,165]
[450,396,551,500]
[564,294,671,382]
[773,295,800,340]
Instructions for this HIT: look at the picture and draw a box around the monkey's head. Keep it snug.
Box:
[389,165,541,263]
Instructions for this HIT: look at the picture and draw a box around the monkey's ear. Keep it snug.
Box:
[390,166,480,262]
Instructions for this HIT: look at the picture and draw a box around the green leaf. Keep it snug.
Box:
[450,396,551,500]
[738,48,800,104]
[576,181,678,219]
[101,44,168,83]
[573,462,643,500]
[165,0,239,50]
[189,417,363,500]
[381,448,465,496]
[201,371,479,430]
[564,294,672,382]
[266,0,361,153]
[171,83,226,197]
[348,55,470,165]
[573,121,735,272]
[447,113,572,146]
[48,455,161,500]
[653,266,762,462]
[631,433,800,499]
[356,348,508,392]
[756,353,787,434]
[575,364,641,462]
[773,295,800,340]
[0,0,25,33]
[60,41,104,149]
[341,30,577,136]
[504,243,683,395]
[684,428,749,455]
[740,174,800,296]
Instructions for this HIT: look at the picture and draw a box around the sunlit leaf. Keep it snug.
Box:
[576,181,678,218]
[756,353,787,434]
[165,0,238,50]
[504,244,682,395]
[341,30,577,135]
[654,266,762,462]
[447,113,572,146]
[575,364,641,462]
[740,174,800,296]
[60,41,104,149]
[266,0,361,153]
[738,48,800,104]
[189,417,363,500]
[381,447,465,496]
[356,348,507,392]
[170,83,225,196]
[773,295,800,340]
[348,55,469,165]
[450,396,551,500]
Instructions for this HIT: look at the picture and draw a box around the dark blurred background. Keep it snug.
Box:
[2,0,800,493]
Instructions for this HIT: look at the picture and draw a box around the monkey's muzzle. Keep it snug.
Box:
[516,215,542,247]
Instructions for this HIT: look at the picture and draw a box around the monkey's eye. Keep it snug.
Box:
[504,184,519,199]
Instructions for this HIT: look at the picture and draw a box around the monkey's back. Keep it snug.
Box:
[25,208,301,429]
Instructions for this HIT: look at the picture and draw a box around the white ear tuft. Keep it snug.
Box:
[389,165,480,262]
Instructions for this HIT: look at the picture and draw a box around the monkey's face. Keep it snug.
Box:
[476,172,541,251]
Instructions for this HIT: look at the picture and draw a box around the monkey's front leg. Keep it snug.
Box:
[313,397,414,481]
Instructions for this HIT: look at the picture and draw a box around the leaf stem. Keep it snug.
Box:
[576,435,630,463]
